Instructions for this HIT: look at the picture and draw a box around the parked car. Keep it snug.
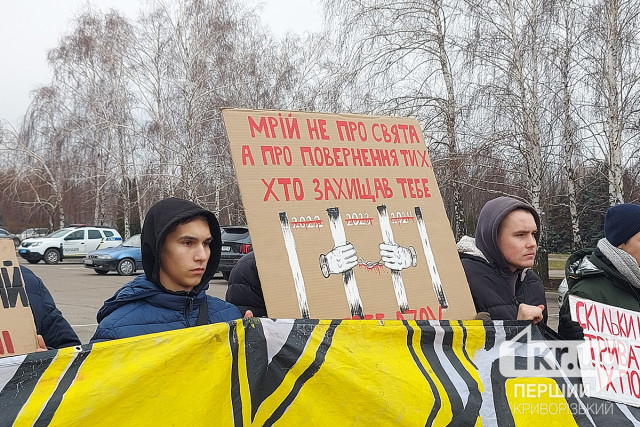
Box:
[18,226,122,264]
[84,234,142,275]
[218,226,252,281]
[19,227,49,241]
[0,228,21,248]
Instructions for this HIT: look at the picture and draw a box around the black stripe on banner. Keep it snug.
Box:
[551,376,604,426]
[262,320,340,427]
[439,321,482,425]
[416,322,465,423]
[0,352,55,425]
[251,319,319,419]
[242,319,268,422]
[401,320,440,427]
[483,322,496,350]
[458,321,478,370]
[489,359,516,427]
[34,347,92,427]
[619,402,640,423]
[502,321,529,341]
[228,321,243,427]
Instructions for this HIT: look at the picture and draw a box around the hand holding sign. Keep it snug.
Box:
[319,243,358,278]
[379,243,417,271]
[558,314,584,340]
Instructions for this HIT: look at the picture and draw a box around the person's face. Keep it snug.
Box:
[619,231,640,266]
[159,218,212,292]
[497,209,538,272]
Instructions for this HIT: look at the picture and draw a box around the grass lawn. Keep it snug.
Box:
[548,253,569,271]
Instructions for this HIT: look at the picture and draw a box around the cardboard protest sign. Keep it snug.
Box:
[222,109,476,320]
[570,295,640,406]
[0,240,38,357]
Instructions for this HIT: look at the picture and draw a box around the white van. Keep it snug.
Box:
[18,226,122,264]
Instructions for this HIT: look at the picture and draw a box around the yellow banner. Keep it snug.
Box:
[0,320,632,425]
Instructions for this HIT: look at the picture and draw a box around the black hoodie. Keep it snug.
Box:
[459,197,547,323]
[141,197,222,295]
[91,198,241,342]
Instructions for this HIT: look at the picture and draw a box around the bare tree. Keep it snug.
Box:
[48,9,138,236]
[323,0,468,238]
[581,0,640,205]
[1,87,72,230]
[546,0,588,249]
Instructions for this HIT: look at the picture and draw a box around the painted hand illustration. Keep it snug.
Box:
[319,243,358,278]
[379,243,417,271]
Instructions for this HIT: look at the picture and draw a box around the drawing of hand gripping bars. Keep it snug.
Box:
[279,209,364,319]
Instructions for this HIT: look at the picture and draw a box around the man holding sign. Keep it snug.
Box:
[559,203,640,339]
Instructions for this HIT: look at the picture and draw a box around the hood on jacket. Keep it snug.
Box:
[141,197,221,294]
[475,196,540,273]
[457,235,529,282]
[565,247,599,277]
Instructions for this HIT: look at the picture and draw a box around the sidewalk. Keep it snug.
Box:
[545,290,559,331]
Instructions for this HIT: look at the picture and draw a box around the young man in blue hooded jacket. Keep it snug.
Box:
[91,198,247,342]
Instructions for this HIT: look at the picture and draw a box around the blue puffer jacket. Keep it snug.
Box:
[91,275,241,342]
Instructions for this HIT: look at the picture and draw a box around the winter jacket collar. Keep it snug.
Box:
[597,238,640,288]
[96,275,208,323]
[566,246,636,293]
[457,235,528,282]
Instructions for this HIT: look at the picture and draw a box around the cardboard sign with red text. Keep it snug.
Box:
[222,109,476,320]
[0,240,37,357]
[570,295,640,406]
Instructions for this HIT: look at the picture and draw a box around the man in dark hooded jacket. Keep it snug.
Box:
[225,252,267,317]
[91,198,244,342]
[457,197,547,324]
[22,266,81,349]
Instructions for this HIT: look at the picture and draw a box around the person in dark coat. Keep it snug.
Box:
[22,266,81,349]
[91,198,246,342]
[457,197,547,325]
[225,252,267,317]
[558,203,640,339]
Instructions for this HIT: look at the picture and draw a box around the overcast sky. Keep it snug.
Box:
[0,0,322,127]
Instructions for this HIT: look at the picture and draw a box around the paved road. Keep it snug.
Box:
[19,258,561,344]
[19,258,229,344]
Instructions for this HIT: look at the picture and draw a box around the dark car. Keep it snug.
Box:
[218,226,252,281]
[83,234,142,275]
[0,228,21,248]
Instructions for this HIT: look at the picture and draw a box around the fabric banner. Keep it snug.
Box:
[0,319,637,426]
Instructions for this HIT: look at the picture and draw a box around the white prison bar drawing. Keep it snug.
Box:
[414,207,449,308]
[278,212,310,318]
[326,207,364,318]
[376,205,410,313]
